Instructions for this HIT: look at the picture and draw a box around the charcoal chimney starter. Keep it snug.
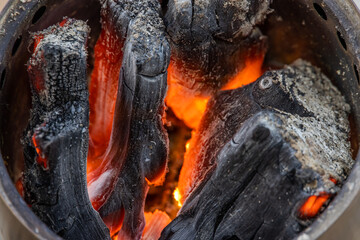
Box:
[0,0,360,239]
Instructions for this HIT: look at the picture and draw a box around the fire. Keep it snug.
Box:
[168,54,265,205]
[221,57,265,91]
[112,210,171,240]
[298,177,337,219]
[87,24,265,235]
[298,193,331,219]
[32,134,47,169]
[86,21,125,211]
[87,25,124,174]
[166,55,264,130]
[185,142,190,151]
[173,188,182,207]
[142,210,171,240]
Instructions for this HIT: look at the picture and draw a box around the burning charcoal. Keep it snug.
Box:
[165,0,270,94]
[165,60,353,239]
[87,5,125,165]
[87,0,170,238]
[87,0,169,210]
[165,0,270,129]
[23,19,110,240]
[143,210,171,240]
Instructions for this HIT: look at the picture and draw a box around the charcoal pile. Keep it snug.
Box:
[23,19,110,240]
[160,60,352,240]
[18,0,354,240]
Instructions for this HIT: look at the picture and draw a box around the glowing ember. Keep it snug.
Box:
[142,211,171,240]
[298,193,331,219]
[87,25,123,173]
[15,177,24,198]
[166,55,264,131]
[185,142,190,151]
[102,209,124,238]
[329,176,337,184]
[221,56,265,91]
[86,22,124,211]
[173,188,182,207]
[32,134,47,169]
[169,55,265,205]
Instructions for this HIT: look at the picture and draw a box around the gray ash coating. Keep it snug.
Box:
[160,60,353,240]
[23,19,110,240]
[101,0,170,76]
[270,60,353,192]
[166,0,271,43]
[27,18,90,139]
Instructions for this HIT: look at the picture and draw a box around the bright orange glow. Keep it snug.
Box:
[102,209,124,238]
[166,55,264,130]
[185,142,190,151]
[87,25,124,172]
[59,18,68,27]
[33,35,44,52]
[15,177,24,198]
[173,188,182,207]
[142,210,171,240]
[170,55,265,204]
[86,22,125,211]
[32,134,47,169]
[329,176,337,185]
[112,211,171,240]
[221,56,265,90]
[165,67,209,129]
[298,193,331,219]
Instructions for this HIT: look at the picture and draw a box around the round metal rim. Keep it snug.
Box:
[0,0,359,239]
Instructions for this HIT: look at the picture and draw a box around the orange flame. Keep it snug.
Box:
[86,22,125,212]
[87,25,124,174]
[32,134,47,169]
[173,188,182,207]
[169,55,265,205]
[298,193,331,219]
[142,210,171,240]
[221,57,265,91]
[112,210,171,240]
[166,55,264,131]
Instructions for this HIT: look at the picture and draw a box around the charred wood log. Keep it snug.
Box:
[178,59,314,201]
[165,60,353,240]
[23,19,110,240]
[87,0,170,208]
[164,0,271,96]
[92,0,170,238]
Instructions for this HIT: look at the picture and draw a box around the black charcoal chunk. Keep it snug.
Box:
[23,19,110,240]
[161,60,352,240]
[97,1,170,239]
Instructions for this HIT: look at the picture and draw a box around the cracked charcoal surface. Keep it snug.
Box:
[165,0,271,95]
[96,1,170,239]
[162,60,352,240]
[23,19,110,240]
[269,60,352,190]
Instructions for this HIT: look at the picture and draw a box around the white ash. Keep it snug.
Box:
[272,59,353,193]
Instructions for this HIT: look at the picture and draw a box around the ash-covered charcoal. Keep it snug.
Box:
[23,19,110,240]
[165,60,353,240]
[165,0,271,96]
[90,0,170,238]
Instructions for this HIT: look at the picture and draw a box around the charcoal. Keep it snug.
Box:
[94,0,170,238]
[163,60,353,240]
[23,19,110,240]
[164,0,270,96]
